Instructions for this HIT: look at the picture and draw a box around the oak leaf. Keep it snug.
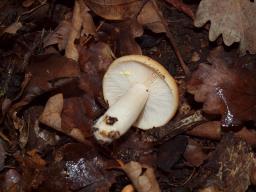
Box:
[194,0,256,54]
[187,47,256,127]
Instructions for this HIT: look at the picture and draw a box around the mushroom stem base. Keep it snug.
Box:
[93,83,149,143]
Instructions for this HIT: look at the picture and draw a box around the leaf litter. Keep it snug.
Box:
[1,0,256,191]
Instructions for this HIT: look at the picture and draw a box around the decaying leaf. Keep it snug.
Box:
[44,20,72,50]
[84,0,145,20]
[40,143,120,191]
[39,94,92,143]
[194,0,256,54]
[183,139,208,167]
[187,47,256,127]
[157,135,187,172]
[2,21,22,34]
[122,161,160,192]
[194,135,256,192]
[79,0,96,36]
[137,0,165,33]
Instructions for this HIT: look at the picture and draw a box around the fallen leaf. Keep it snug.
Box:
[183,139,208,167]
[26,54,80,92]
[122,161,160,192]
[22,0,35,7]
[2,21,22,34]
[194,134,256,192]
[187,47,256,127]
[186,121,222,140]
[44,20,72,50]
[65,0,82,61]
[113,130,156,166]
[39,93,63,132]
[194,0,256,54]
[39,94,93,143]
[79,0,96,37]
[137,0,166,33]
[157,135,187,172]
[0,140,5,171]
[78,42,114,74]
[2,169,21,192]
[84,0,145,20]
[40,143,120,191]
[165,0,195,19]
[187,121,256,146]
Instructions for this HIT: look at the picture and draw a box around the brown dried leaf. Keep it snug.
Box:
[41,143,119,191]
[137,0,166,33]
[65,0,82,61]
[157,135,187,172]
[44,20,71,50]
[122,161,160,192]
[194,135,256,192]
[27,54,80,92]
[165,0,195,19]
[183,139,208,167]
[39,93,63,132]
[79,0,96,36]
[187,47,256,127]
[22,0,35,7]
[84,0,145,20]
[39,94,93,143]
[194,0,256,54]
[3,21,22,34]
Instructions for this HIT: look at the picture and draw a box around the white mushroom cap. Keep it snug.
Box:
[103,55,179,129]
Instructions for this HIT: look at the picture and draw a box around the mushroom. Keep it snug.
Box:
[94,55,179,143]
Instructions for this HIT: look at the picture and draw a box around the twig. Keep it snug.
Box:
[21,0,47,17]
[168,167,196,187]
[153,1,191,77]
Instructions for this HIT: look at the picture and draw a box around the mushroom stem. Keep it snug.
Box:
[94,83,149,143]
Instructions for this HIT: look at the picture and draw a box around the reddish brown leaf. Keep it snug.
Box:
[187,47,256,127]
[26,54,80,92]
[183,139,208,167]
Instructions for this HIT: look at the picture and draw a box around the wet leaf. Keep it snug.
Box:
[194,134,256,192]
[41,143,120,191]
[2,169,21,192]
[187,47,256,127]
[194,0,256,54]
